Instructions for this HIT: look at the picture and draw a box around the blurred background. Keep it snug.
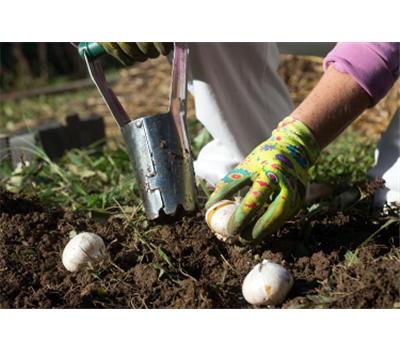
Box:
[1,42,123,92]
[1,42,399,141]
[1,42,176,138]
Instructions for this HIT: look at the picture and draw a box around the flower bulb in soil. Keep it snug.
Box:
[62,232,108,272]
[242,259,293,306]
[205,198,242,244]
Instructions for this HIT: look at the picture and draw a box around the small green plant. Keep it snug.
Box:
[310,127,377,187]
[188,120,212,159]
[10,250,39,260]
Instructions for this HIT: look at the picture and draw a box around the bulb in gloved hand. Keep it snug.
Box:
[242,259,293,306]
[205,198,242,244]
[62,232,108,272]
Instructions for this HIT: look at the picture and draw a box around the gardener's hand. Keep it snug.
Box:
[205,117,321,252]
[97,42,173,66]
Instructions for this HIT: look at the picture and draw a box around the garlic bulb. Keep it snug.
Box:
[242,259,293,306]
[205,198,241,243]
[62,232,108,272]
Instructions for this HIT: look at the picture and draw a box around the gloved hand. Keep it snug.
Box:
[205,117,321,252]
[97,42,173,66]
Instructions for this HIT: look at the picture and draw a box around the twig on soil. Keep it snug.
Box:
[92,300,123,309]
[109,260,125,272]
[211,242,241,277]
[168,298,182,309]
[149,242,158,251]
[199,292,207,304]
[389,237,400,257]
[327,285,374,299]
[128,205,141,222]
[330,286,375,300]
[215,289,229,308]
[123,268,133,282]
[111,278,136,289]
[219,252,235,272]
[113,198,130,221]
[63,284,80,300]
[389,237,400,261]
[392,255,400,262]
[103,220,114,238]
[178,260,198,282]
[109,238,118,246]
[140,298,149,309]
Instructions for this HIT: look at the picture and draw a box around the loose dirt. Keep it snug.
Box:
[1,188,398,309]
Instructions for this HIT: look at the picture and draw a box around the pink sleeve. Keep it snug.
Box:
[323,42,400,107]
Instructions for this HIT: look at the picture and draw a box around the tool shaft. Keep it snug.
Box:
[169,43,195,173]
[83,51,131,128]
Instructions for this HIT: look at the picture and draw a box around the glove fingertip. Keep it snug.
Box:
[155,42,173,56]
[137,42,160,59]
[98,42,136,66]
[204,193,228,210]
[234,244,251,254]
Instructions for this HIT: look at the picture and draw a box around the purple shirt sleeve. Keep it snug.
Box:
[323,42,400,107]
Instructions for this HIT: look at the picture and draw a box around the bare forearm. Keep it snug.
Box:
[291,64,371,150]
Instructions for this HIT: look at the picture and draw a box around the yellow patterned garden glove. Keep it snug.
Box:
[97,42,173,66]
[205,117,320,252]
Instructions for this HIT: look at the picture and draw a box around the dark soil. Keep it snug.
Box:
[1,187,399,309]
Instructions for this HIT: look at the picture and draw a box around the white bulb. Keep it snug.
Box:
[62,232,108,272]
[205,198,241,243]
[242,259,293,306]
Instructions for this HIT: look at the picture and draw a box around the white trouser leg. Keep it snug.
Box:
[185,43,338,187]
[367,105,400,206]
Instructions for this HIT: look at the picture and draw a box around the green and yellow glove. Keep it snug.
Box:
[205,117,321,252]
[97,42,173,66]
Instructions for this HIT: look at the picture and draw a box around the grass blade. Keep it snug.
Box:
[158,244,176,271]
[198,178,211,198]
[359,217,399,249]
[306,295,336,303]
[348,217,400,266]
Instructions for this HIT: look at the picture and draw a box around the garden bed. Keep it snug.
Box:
[1,187,398,309]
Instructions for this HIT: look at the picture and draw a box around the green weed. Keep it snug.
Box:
[310,127,377,187]
[10,250,39,259]
[2,134,143,215]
